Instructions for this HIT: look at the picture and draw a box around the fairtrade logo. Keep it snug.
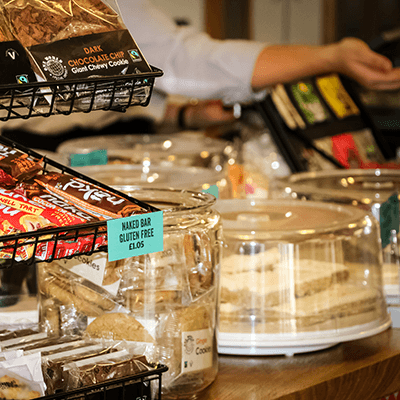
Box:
[16,75,29,84]
[128,49,142,62]
[184,335,195,355]
[42,56,68,80]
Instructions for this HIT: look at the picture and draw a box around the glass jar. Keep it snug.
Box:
[215,199,390,356]
[74,163,231,199]
[56,131,233,173]
[38,188,222,399]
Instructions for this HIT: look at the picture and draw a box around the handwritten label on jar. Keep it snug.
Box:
[181,329,213,374]
[107,211,164,261]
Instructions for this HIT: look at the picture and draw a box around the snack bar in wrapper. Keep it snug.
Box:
[0,145,42,187]
[32,172,152,219]
[63,349,151,390]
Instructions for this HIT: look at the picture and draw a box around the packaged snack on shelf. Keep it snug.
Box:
[29,172,151,220]
[51,253,124,297]
[0,144,43,187]
[0,368,43,399]
[38,262,117,337]
[0,138,159,264]
[0,351,46,396]
[63,349,151,391]
[1,0,154,110]
[0,331,48,350]
[41,339,119,394]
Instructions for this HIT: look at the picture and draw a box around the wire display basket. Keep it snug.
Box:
[0,136,160,268]
[38,364,168,400]
[0,66,163,121]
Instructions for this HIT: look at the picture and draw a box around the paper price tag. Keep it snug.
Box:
[70,149,108,167]
[380,192,399,249]
[202,185,219,199]
[107,211,163,261]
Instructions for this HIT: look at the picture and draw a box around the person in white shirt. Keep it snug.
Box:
[2,0,400,145]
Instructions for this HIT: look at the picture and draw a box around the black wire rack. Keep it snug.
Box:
[38,363,168,400]
[0,136,160,268]
[0,66,163,121]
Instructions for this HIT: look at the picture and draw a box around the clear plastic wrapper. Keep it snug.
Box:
[41,340,119,395]
[0,367,42,399]
[38,262,117,336]
[63,349,150,391]
[215,199,390,356]
[0,351,45,397]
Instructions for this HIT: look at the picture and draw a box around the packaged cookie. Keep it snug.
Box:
[38,262,117,336]
[1,0,154,110]
[0,369,42,399]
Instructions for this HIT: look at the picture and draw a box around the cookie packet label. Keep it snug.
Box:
[28,30,152,82]
[181,329,213,374]
[107,211,164,261]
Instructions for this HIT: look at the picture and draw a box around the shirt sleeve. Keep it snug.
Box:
[118,0,268,105]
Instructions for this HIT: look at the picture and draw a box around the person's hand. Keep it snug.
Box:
[332,37,400,91]
[182,99,236,130]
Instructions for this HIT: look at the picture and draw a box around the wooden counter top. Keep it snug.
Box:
[197,327,400,400]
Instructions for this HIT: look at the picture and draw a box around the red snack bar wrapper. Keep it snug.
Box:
[0,144,42,186]
[34,173,151,220]
[0,187,89,227]
[0,202,55,260]
[35,230,108,261]
[0,186,108,261]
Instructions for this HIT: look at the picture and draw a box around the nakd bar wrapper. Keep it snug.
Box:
[33,172,151,220]
[0,144,42,186]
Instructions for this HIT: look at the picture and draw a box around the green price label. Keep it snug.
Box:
[107,211,164,261]
[202,185,219,199]
[380,193,399,249]
[70,149,108,167]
